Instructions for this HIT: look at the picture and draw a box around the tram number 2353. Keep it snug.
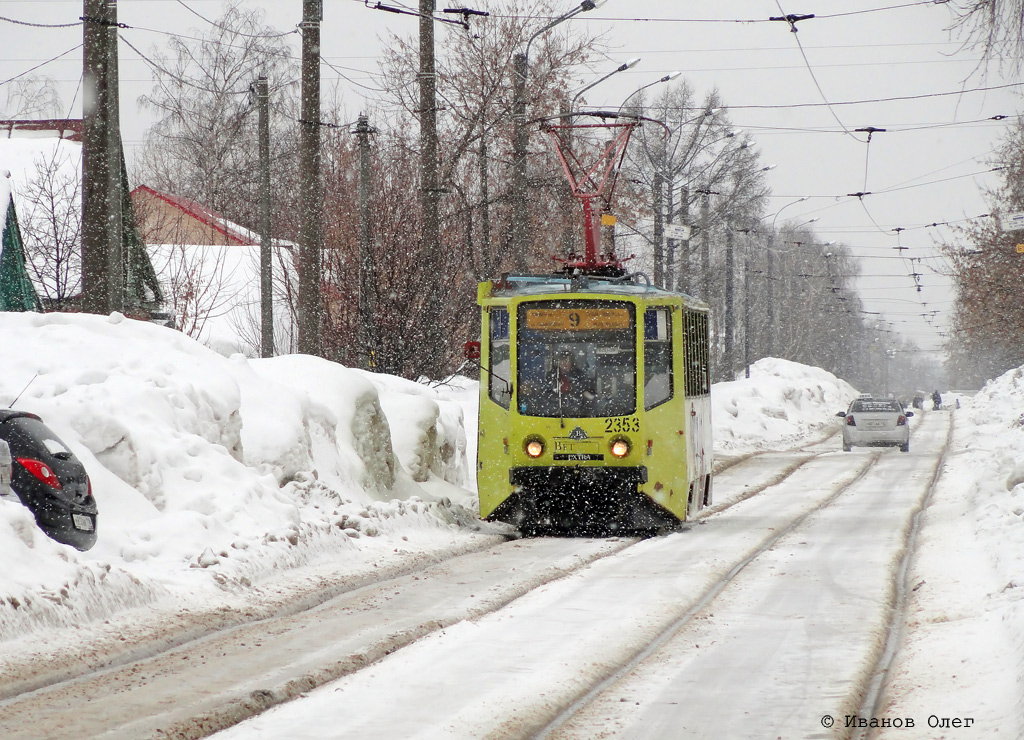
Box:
[605,417,640,433]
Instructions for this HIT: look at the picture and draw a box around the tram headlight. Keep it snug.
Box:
[524,437,545,458]
[610,438,631,458]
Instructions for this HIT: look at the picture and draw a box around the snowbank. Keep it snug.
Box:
[0,311,487,641]
[711,357,858,454]
[955,367,1024,599]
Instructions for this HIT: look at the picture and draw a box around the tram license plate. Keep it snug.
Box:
[72,514,94,531]
[552,439,601,461]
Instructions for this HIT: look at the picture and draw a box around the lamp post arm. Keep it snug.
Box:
[571,57,640,111]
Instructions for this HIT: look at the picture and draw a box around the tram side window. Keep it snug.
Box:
[644,308,673,410]
[684,310,711,397]
[488,308,512,409]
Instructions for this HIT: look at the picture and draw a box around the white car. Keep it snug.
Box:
[837,397,913,452]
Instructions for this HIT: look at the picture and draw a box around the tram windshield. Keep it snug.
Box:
[516,300,637,418]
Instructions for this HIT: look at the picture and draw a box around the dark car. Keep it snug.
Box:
[0,409,97,550]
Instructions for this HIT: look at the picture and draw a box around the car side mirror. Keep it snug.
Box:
[836,411,847,417]
[905,411,914,418]
[464,341,481,360]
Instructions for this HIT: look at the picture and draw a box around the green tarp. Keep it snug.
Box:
[0,198,42,312]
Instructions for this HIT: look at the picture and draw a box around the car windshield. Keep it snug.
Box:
[515,299,636,418]
[850,400,902,413]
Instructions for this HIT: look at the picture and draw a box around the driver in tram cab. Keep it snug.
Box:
[550,349,596,415]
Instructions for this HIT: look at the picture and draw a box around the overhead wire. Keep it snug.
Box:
[0,44,82,87]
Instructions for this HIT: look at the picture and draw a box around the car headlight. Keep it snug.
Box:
[610,438,631,458]
[524,437,545,458]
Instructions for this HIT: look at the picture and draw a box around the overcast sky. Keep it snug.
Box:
[2,0,1019,359]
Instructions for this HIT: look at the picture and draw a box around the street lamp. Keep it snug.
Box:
[619,70,681,111]
[570,57,641,111]
[766,196,809,355]
[510,0,607,270]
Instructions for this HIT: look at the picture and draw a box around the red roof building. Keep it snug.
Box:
[130,185,258,248]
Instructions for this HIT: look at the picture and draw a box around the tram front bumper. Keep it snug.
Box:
[509,465,647,491]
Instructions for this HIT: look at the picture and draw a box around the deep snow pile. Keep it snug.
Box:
[0,311,490,641]
[953,368,1024,600]
[711,357,858,454]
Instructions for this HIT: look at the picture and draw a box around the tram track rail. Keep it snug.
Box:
[535,450,883,739]
[853,412,956,740]
[0,440,842,740]
[0,418,938,740]
[535,410,953,740]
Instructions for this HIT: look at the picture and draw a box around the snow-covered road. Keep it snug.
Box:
[188,414,941,740]
[0,411,954,740]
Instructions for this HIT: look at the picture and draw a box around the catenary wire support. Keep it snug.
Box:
[768,12,814,32]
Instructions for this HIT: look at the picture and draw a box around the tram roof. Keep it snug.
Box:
[479,274,707,308]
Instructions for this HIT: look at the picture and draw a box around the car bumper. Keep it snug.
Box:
[843,430,909,446]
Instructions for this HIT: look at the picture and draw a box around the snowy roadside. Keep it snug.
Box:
[875,374,1024,737]
[0,312,508,683]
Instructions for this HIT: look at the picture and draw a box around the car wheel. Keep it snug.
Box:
[843,443,851,452]
[900,442,910,452]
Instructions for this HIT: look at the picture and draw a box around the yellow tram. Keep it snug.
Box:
[473,273,713,535]
[471,111,713,535]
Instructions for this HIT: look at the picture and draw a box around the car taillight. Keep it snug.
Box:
[896,415,907,426]
[15,457,62,489]
[845,415,856,426]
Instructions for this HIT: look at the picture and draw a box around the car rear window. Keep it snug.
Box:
[0,416,72,459]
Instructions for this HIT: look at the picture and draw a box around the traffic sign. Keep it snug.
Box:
[1002,212,1024,231]
[665,223,692,240]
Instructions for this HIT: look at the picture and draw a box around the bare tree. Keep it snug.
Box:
[18,148,82,308]
[950,0,1024,63]
[356,1,605,378]
[1,75,64,120]
[133,1,297,228]
[148,242,232,341]
[942,115,1024,385]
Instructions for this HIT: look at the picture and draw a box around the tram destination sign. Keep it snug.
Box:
[525,308,631,331]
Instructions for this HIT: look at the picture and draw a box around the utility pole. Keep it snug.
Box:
[418,0,444,375]
[255,75,273,358]
[556,100,575,261]
[479,121,493,276]
[105,0,122,313]
[297,0,323,356]
[744,241,751,378]
[725,223,735,379]
[665,180,676,291]
[696,188,717,302]
[675,185,689,293]
[766,237,775,356]
[510,51,529,272]
[652,168,664,288]
[738,228,752,378]
[354,113,376,368]
[82,0,113,314]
